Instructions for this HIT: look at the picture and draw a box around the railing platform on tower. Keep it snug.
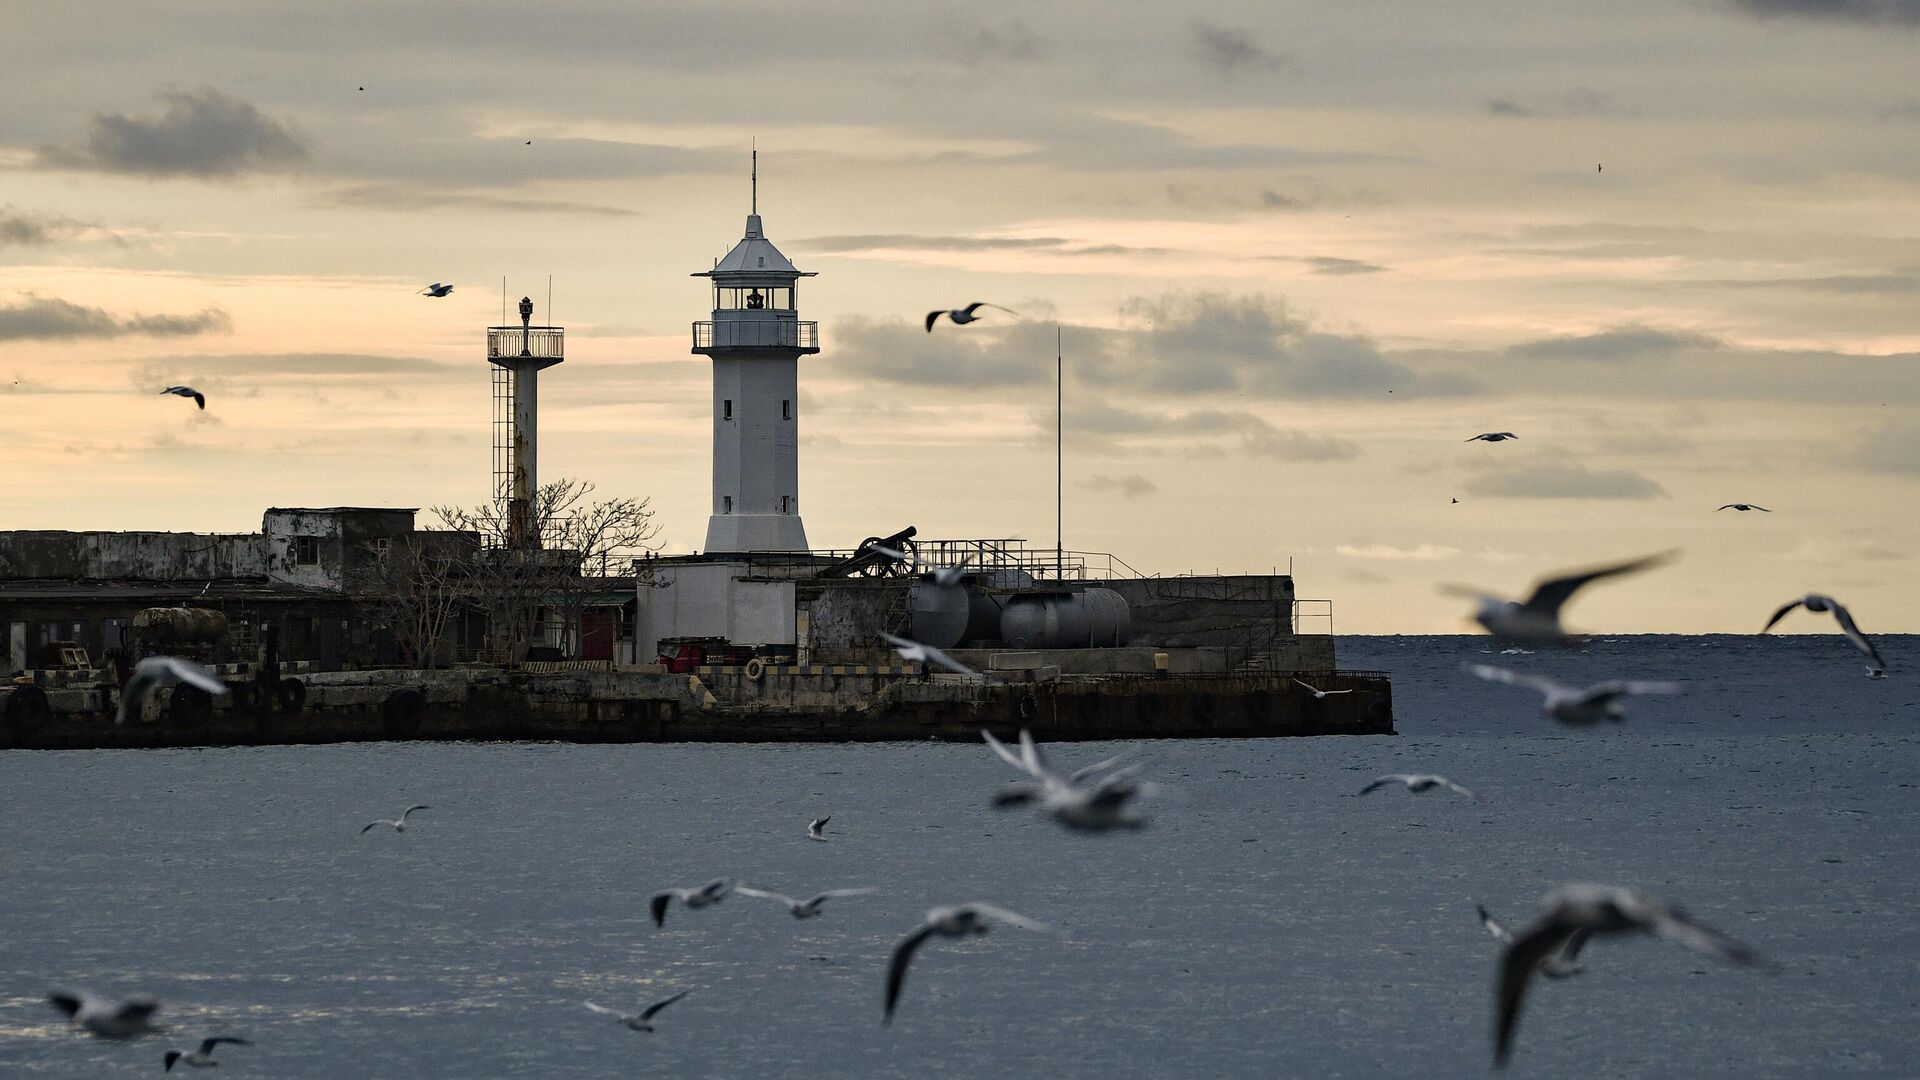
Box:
[692,320,818,352]
[488,326,566,361]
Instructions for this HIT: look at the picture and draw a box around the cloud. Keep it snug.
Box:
[1726,0,1920,24]
[37,86,309,178]
[1711,271,1920,295]
[948,19,1048,65]
[1848,419,1920,474]
[1262,190,1303,209]
[1302,256,1387,275]
[314,184,639,218]
[1097,291,1477,399]
[162,353,459,377]
[0,207,99,247]
[1336,543,1460,560]
[826,316,1056,388]
[1188,19,1285,76]
[1463,462,1667,499]
[1082,473,1158,498]
[0,296,230,341]
[1060,403,1361,462]
[1510,325,1721,362]
[1482,88,1637,119]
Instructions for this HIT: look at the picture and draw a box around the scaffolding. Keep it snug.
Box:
[489,362,517,513]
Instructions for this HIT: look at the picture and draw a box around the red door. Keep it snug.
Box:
[579,611,615,661]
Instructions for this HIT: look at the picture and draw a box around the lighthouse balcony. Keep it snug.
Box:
[693,320,819,353]
[487,326,565,362]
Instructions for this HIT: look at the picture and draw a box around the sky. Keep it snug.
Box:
[3,0,1918,633]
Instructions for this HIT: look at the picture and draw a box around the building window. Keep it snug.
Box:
[779,496,790,513]
[295,536,319,565]
[723,399,733,421]
[781,399,791,420]
[723,496,733,514]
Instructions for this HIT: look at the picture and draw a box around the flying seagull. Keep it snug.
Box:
[1493,884,1764,1068]
[1477,904,1585,979]
[1443,551,1675,646]
[360,805,430,834]
[165,1037,250,1071]
[47,990,162,1039]
[807,815,831,841]
[879,631,975,676]
[1763,594,1885,676]
[873,545,970,587]
[925,302,1017,332]
[418,283,454,297]
[884,903,1050,1023]
[982,729,1151,831]
[1717,503,1770,512]
[584,991,689,1032]
[1292,678,1354,700]
[1466,663,1682,725]
[159,386,206,410]
[650,878,734,927]
[115,656,228,725]
[1357,773,1476,799]
[735,885,878,919]
[1466,432,1518,442]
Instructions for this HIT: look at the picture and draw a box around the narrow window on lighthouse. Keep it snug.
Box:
[781,399,791,420]
[723,496,733,514]
[723,399,733,421]
[779,496,790,513]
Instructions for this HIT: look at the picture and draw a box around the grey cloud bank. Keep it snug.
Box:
[36,86,308,178]
[0,297,230,341]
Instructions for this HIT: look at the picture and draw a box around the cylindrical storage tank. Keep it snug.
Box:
[1000,589,1132,649]
[1082,587,1131,646]
[907,581,971,650]
[963,589,1007,644]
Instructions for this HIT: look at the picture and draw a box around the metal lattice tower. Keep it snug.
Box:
[486,298,564,550]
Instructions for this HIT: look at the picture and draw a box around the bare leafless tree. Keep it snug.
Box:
[431,478,659,662]
[348,530,475,669]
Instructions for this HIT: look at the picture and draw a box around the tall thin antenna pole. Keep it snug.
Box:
[1056,324,1063,581]
[547,274,552,324]
[501,277,506,325]
[751,139,758,214]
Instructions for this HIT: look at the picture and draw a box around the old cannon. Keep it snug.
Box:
[815,526,917,579]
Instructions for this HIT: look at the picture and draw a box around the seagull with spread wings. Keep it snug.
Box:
[115,656,229,725]
[1466,663,1682,725]
[925,302,1017,332]
[165,1037,250,1070]
[360,804,431,834]
[734,884,878,919]
[584,991,689,1032]
[1356,773,1476,799]
[1763,593,1886,677]
[1444,551,1675,646]
[884,903,1051,1023]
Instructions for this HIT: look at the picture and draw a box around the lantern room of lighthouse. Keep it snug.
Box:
[691,154,818,554]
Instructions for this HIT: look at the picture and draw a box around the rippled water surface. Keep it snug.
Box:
[3,635,1916,1077]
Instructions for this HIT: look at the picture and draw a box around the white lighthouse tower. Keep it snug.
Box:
[692,153,817,553]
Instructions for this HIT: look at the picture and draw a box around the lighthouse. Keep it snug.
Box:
[692,153,817,553]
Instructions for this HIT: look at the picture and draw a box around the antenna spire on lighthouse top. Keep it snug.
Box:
[751,140,757,215]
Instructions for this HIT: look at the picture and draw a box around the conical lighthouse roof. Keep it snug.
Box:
[694,214,816,280]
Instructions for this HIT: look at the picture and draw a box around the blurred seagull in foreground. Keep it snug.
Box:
[982,729,1152,831]
[1443,551,1675,645]
[872,545,970,587]
[1466,663,1682,725]
[159,386,205,410]
[1717,503,1770,512]
[1493,884,1765,1069]
[1292,678,1354,700]
[807,815,831,841]
[1357,773,1476,799]
[650,878,734,927]
[925,302,1017,332]
[418,283,454,297]
[1477,905,1584,979]
[884,903,1051,1023]
[115,656,228,725]
[47,990,161,1039]
[584,991,688,1032]
[165,1037,250,1071]
[735,884,878,919]
[360,804,430,834]
[1763,594,1885,677]
[1466,432,1518,442]
[880,631,975,675]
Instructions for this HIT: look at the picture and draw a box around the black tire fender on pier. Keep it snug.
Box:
[744,657,766,681]
[382,688,426,738]
[277,677,306,714]
[4,685,52,737]
[169,683,214,729]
